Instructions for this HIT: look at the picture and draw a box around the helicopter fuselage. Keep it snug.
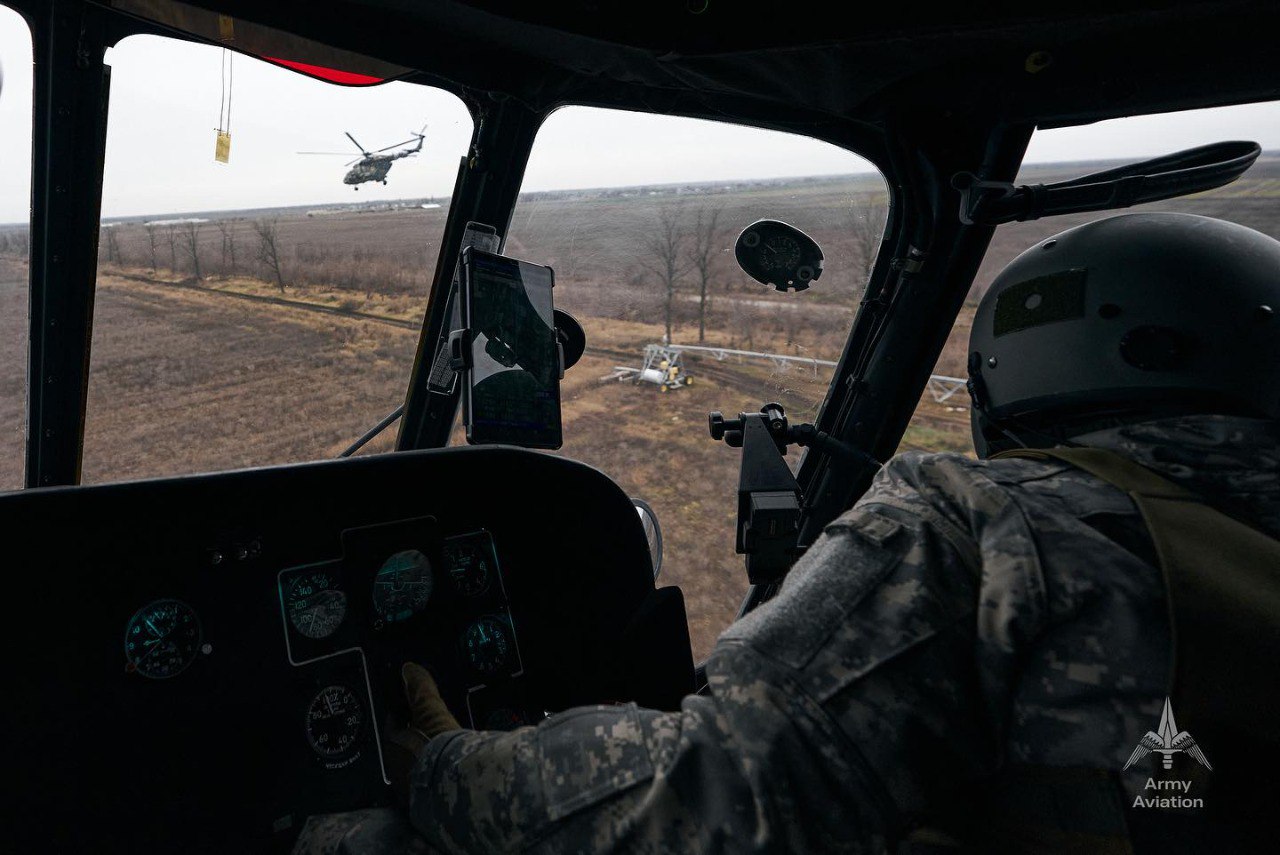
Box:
[344,156,394,186]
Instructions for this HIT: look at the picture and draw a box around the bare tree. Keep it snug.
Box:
[253,218,286,292]
[852,196,889,282]
[144,223,159,272]
[215,220,237,275]
[179,220,204,280]
[101,226,121,265]
[636,205,691,343]
[684,204,723,343]
[165,225,178,271]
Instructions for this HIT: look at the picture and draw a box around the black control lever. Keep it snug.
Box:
[709,404,881,586]
[709,404,801,585]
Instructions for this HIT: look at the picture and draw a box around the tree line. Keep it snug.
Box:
[635,198,887,344]
[94,218,289,292]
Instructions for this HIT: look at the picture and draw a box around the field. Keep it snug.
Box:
[2,154,1278,658]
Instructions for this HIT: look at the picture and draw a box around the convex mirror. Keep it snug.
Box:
[734,219,824,292]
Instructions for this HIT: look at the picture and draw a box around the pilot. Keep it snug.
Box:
[298,213,1279,853]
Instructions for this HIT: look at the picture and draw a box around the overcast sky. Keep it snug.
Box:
[2,6,1280,224]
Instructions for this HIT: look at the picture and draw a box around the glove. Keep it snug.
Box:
[384,662,462,803]
[402,661,461,739]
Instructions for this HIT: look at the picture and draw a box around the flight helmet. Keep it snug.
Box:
[968,213,1280,457]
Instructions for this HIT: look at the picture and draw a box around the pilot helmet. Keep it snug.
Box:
[967,212,1280,457]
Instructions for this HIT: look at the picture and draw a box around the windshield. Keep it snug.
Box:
[502,107,889,658]
[79,34,472,482]
[0,3,30,491]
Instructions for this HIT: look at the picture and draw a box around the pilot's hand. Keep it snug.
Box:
[384,663,462,803]
[402,662,461,739]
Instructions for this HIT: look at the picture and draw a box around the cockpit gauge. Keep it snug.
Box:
[444,539,492,598]
[304,685,363,758]
[286,570,347,640]
[461,615,514,677]
[372,549,434,623]
[124,599,202,679]
[758,233,802,273]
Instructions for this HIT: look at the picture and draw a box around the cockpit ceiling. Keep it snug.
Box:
[115,0,1280,129]
[110,0,412,85]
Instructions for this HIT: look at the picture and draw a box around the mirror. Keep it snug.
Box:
[554,309,586,371]
[734,219,825,292]
[631,498,664,581]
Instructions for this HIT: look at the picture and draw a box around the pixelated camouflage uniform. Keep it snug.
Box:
[298,414,1279,854]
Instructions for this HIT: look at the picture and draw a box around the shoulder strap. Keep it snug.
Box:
[991,447,1193,499]
[993,446,1280,753]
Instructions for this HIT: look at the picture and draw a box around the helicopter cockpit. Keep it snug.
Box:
[2,1,1278,851]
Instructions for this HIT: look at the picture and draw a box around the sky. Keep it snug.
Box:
[2,5,1280,224]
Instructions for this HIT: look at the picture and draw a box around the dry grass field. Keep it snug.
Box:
[2,154,1278,657]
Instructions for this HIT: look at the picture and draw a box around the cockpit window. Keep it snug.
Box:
[0,4,31,491]
[80,34,472,482]
[506,107,888,658]
[907,99,1280,459]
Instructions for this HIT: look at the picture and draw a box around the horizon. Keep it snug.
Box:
[3,150,1280,229]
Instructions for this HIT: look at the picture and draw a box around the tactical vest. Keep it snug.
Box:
[909,446,1280,854]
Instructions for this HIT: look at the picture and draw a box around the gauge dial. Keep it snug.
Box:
[461,615,514,677]
[305,685,364,758]
[759,234,801,272]
[124,599,202,679]
[444,538,492,598]
[372,549,434,624]
[286,570,347,640]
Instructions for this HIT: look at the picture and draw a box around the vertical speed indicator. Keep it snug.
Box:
[305,684,364,759]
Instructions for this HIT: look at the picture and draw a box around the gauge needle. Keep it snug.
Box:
[135,639,170,665]
[145,617,161,636]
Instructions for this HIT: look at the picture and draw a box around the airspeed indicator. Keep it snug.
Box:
[287,570,347,640]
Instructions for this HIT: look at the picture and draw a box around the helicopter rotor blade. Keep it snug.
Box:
[345,132,371,155]
[344,159,361,167]
[374,137,421,153]
[297,151,354,156]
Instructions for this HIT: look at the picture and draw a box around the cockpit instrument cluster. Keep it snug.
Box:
[272,518,531,776]
[15,442,688,852]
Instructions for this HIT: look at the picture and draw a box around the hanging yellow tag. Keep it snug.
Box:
[215,131,231,163]
[218,15,235,43]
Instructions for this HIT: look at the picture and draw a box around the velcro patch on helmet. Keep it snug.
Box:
[993,268,1088,337]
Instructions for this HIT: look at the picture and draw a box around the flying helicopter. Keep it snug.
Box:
[299,126,426,189]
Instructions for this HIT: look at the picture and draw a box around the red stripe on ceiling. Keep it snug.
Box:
[262,57,386,86]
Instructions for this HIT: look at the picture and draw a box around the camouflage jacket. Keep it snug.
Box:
[403,415,1280,854]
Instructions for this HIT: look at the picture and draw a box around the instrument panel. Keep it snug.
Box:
[275,519,535,784]
[5,446,694,853]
